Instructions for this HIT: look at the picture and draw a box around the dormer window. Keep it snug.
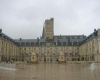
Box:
[55,37,57,39]
[72,42,73,45]
[63,37,66,39]
[80,37,83,38]
[31,42,34,46]
[26,42,30,46]
[71,41,73,45]
[56,42,57,45]
[0,34,2,37]
[61,42,63,45]
[34,42,36,45]
[74,37,77,39]
[70,37,72,39]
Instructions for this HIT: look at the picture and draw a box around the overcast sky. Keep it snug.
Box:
[0,0,100,39]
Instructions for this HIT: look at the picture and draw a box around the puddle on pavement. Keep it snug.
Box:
[0,63,100,80]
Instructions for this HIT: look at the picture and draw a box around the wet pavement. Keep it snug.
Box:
[0,62,100,80]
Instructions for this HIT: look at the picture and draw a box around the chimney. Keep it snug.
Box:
[94,29,96,32]
[20,38,22,41]
[50,18,54,21]
[0,29,2,33]
[37,37,39,42]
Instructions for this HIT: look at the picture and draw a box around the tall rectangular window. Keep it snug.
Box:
[56,48,58,51]
[50,48,52,51]
[24,48,26,50]
[34,48,36,51]
[72,42,73,45]
[56,42,57,45]
[29,48,31,51]
[44,48,46,51]
[61,47,63,51]
[39,48,41,51]
[2,41,3,45]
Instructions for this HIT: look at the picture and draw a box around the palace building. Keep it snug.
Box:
[0,18,100,63]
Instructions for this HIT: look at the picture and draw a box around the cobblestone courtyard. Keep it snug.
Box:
[0,63,100,80]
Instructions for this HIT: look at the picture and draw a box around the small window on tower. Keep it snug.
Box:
[46,37,49,40]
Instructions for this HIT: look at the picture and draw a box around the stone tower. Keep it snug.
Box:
[43,18,54,40]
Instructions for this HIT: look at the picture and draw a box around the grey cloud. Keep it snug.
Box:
[0,0,100,39]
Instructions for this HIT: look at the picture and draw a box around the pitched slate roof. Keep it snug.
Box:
[0,30,98,47]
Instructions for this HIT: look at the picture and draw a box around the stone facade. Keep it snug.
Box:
[0,18,100,63]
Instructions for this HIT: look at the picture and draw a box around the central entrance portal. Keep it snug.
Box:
[44,42,53,63]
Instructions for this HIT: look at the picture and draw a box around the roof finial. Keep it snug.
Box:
[0,29,2,33]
